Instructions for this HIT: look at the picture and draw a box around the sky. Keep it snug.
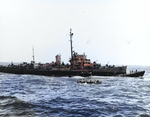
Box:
[0,0,150,66]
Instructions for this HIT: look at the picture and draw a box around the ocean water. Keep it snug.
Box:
[0,66,150,117]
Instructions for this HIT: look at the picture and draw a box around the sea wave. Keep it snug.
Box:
[28,96,149,117]
[0,95,35,117]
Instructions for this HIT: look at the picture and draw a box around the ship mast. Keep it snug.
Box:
[70,29,73,60]
[32,46,35,63]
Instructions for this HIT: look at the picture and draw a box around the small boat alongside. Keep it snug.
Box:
[77,79,102,84]
[121,71,145,77]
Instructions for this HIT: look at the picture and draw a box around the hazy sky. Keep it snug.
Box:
[0,0,150,66]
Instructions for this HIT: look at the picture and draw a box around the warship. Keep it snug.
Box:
[0,29,145,77]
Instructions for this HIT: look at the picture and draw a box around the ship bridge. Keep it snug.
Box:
[71,52,93,70]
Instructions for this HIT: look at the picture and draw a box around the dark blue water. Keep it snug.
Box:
[0,66,150,117]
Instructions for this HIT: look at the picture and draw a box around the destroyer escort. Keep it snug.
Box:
[0,29,145,77]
